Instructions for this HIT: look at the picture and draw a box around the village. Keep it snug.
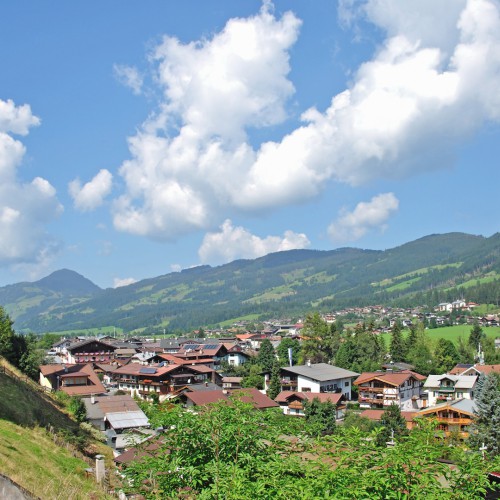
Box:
[36,299,500,473]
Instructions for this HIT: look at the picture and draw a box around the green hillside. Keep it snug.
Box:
[0,358,112,499]
[2,232,500,333]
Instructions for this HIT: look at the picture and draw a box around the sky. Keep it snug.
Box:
[0,0,499,289]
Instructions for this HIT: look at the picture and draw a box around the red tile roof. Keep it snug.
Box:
[354,370,425,387]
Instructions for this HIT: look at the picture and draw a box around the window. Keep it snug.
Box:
[344,381,349,387]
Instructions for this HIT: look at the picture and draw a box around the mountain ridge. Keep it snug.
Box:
[1,232,499,333]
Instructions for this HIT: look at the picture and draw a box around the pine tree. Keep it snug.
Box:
[390,321,406,362]
[0,306,15,362]
[256,338,275,373]
[468,322,485,350]
[377,403,408,447]
[267,360,281,400]
[433,338,459,374]
[468,373,500,457]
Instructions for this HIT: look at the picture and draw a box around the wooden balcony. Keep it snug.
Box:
[281,379,297,387]
[359,386,384,393]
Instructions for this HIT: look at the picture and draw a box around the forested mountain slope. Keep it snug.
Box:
[2,232,499,333]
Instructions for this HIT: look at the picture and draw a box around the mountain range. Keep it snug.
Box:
[1,232,499,334]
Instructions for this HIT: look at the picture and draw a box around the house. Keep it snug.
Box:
[222,377,243,389]
[111,362,216,401]
[83,394,149,432]
[174,342,229,370]
[266,362,359,400]
[180,388,279,410]
[354,370,426,411]
[275,391,346,419]
[459,364,500,377]
[64,338,116,364]
[359,409,418,430]
[39,363,106,397]
[423,374,477,407]
[418,399,477,439]
[223,345,251,367]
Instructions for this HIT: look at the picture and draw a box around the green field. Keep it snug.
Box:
[381,324,500,348]
[42,325,123,336]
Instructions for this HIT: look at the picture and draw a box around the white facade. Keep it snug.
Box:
[423,374,477,407]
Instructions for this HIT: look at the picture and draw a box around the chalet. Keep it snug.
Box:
[418,399,477,439]
[39,363,106,397]
[423,374,477,407]
[64,339,116,364]
[354,370,425,411]
[180,388,279,410]
[111,362,216,402]
[174,342,228,370]
[459,364,500,377]
[275,391,346,419]
[267,362,359,400]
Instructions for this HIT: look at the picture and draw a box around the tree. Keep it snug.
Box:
[433,338,460,374]
[300,312,330,363]
[276,337,300,367]
[468,373,500,457]
[267,360,281,400]
[241,364,264,390]
[376,403,408,447]
[303,397,336,436]
[256,339,275,373]
[68,396,86,422]
[468,322,486,351]
[389,321,406,361]
[0,306,15,362]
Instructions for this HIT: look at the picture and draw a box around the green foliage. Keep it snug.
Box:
[241,364,264,390]
[267,360,281,400]
[303,397,336,436]
[376,403,408,447]
[256,338,275,373]
[68,396,86,423]
[122,397,500,499]
[433,338,460,373]
[0,306,16,362]
[276,337,300,367]
[469,322,486,350]
[389,321,406,361]
[469,373,500,457]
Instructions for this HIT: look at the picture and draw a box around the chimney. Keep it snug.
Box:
[91,395,95,404]
[307,359,311,367]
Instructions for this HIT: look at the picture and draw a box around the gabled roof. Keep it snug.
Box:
[280,363,359,381]
[275,391,344,405]
[461,364,500,376]
[67,338,115,352]
[424,374,477,389]
[355,370,425,387]
[184,388,279,409]
[105,411,150,430]
[419,398,477,417]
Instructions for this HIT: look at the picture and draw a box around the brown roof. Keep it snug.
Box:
[95,395,141,414]
[472,364,500,375]
[275,391,344,405]
[185,388,279,410]
[59,364,106,396]
[354,370,425,387]
[360,409,417,422]
[112,363,178,376]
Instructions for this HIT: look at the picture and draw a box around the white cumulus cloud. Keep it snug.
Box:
[113,64,144,95]
[69,169,113,212]
[328,192,399,243]
[113,277,137,288]
[108,0,500,241]
[0,99,62,268]
[198,219,310,265]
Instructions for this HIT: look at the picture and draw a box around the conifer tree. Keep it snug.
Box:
[267,360,281,400]
[256,338,275,373]
[469,373,500,457]
[390,321,406,362]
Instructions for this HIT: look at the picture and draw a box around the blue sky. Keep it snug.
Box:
[0,0,499,289]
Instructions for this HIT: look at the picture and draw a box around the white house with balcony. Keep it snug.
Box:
[265,362,359,400]
[354,370,426,411]
[423,374,477,407]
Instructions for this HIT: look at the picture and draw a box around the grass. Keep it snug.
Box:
[0,357,114,498]
[42,325,123,336]
[0,421,111,499]
[380,324,500,348]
